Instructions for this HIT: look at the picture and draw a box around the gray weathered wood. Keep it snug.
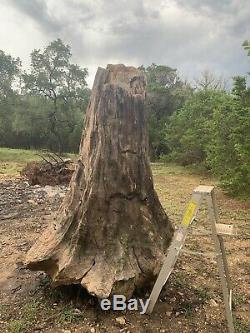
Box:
[25,64,174,299]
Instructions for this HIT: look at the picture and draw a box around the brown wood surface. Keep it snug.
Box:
[25,64,173,299]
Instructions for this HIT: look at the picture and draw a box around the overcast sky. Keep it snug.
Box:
[0,0,249,87]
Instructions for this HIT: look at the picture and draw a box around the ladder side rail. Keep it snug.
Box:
[206,191,235,333]
[146,192,202,314]
[210,191,233,298]
[218,235,233,310]
[211,189,233,310]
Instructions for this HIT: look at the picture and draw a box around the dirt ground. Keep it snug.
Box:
[0,164,249,333]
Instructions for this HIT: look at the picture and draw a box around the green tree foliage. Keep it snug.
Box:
[166,80,250,196]
[166,90,227,166]
[232,76,250,105]
[0,50,21,146]
[0,50,21,97]
[140,63,193,159]
[207,73,250,196]
[242,40,250,57]
[232,76,247,97]
[22,39,90,152]
[207,97,250,196]
[163,43,250,197]
[0,40,90,152]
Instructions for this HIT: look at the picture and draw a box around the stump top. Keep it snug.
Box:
[99,64,146,96]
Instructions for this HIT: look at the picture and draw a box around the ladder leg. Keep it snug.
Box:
[211,190,233,306]
[206,192,235,333]
[146,244,180,314]
[218,235,233,309]
[210,189,233,302]
[146,192,202,314]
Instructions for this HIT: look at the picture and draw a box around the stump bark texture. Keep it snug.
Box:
[25,64,174,298]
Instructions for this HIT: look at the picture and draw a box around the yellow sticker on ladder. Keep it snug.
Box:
[182,201,197,226]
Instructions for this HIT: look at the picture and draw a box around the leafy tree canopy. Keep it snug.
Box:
[0,50,21,98]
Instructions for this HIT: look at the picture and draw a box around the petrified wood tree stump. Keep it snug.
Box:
[25,64,173,298]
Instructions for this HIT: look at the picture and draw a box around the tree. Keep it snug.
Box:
[11,95,51,149]
[166,90,227,166]
[242,40,250,77]
[140,64,193,159]
[140,63,179,88]
[0,50,21,97]
[194,70,226,91]
[232,76,247,98]
[25,64,173,298]
[23,39,90,152]
[242,40,250,56]
[207,98,250,196]
[0,50,21,146]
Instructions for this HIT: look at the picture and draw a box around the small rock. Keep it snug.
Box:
[90,328,95,333]
[166,311,172,317]
[27,199,36,205]
[116,316,126,326]
[209,299,218,307]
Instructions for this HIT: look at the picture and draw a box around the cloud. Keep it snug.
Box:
[9,0,61,33]
[1,0,249,86]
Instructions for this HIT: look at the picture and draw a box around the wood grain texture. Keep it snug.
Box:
[25,64,173,298]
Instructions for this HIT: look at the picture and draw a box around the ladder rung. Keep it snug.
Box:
[216,223,234,236]
[194,185,214,194]
[190,224,234,237]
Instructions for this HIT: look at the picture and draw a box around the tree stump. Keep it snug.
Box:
[25,64,174,299]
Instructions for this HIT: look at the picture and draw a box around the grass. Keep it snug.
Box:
[234,317,250,333]
[0,148,41,174]
[151,162,188,176]
[0,147,76,175]
[22,301,41,322]
[58,306,83,323]
[6,300,84,333]
[194,288,211,302]
[181,301,194,318]
[7,301,43,333]
[152,161,210,177]
[0,148,208,177]
[8,320,27,333]
[0,148,206,179]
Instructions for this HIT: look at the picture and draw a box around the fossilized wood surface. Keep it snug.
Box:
[25,64,174,298]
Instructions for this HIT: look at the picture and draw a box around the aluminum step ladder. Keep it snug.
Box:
[146,185,235,333]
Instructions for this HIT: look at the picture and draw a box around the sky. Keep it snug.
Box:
[0,0,249,87]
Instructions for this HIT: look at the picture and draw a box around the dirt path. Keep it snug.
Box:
[0,165,249,333]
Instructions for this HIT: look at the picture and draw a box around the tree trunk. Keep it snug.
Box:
[25,64,174,299]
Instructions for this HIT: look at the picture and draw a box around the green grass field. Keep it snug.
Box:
[0,147,203,177]
[0,148,75,175]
